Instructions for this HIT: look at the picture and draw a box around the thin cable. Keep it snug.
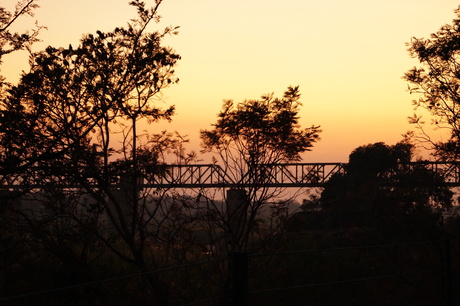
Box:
[0,256,228,302]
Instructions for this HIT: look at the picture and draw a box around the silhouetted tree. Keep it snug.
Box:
[0,1,182,304]
[200,86,321,251]
[303,142,452,235]
[1,0,179,177]
[404,5,460,159]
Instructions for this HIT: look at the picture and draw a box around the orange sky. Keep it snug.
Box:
[3,0,460,162]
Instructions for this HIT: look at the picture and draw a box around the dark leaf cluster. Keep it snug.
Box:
[201,86,321,165]
[404,5,460,159]
[0,0,42,62]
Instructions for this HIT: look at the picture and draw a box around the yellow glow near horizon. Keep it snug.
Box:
[2,0,460,162]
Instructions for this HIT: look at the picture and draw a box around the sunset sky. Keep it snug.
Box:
[3,0,460,162]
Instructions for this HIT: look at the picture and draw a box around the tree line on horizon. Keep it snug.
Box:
[1,1,460,305]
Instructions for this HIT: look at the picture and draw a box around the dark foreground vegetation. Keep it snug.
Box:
[1,193,460,306]
[2,1,460,305]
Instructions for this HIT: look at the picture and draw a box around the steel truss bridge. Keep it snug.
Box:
[142,163,346,188]
[141,162,460,188]
[2,162,460,189]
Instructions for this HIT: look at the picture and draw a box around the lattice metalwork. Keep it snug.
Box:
[140,162,460,188]
[405,161,460,187]
[143,164,232,188]
[239,163,346,187]
[1,162,460,189]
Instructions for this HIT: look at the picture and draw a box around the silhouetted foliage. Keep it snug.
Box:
[302,142,452,234]
[0,0,43,182]
[200,86,321,251]
[404,5,460,159]
[201,86,320,166]
[0,1,183,304]
[0,0,42,68]
[0,0,179,180]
